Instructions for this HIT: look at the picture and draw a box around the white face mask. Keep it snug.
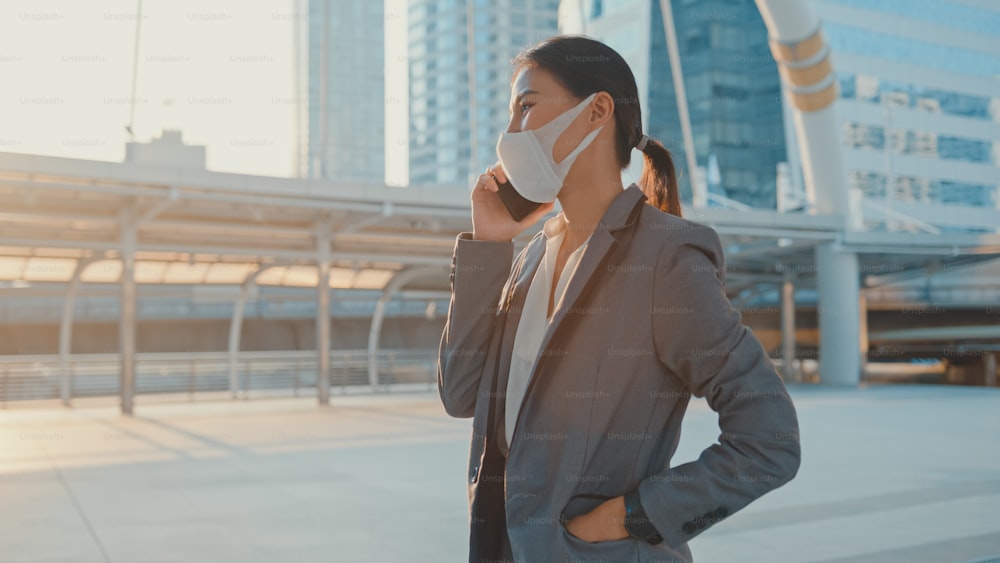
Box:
[496,93,604,203]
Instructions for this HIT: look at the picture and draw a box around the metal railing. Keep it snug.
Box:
[0,349,438,405]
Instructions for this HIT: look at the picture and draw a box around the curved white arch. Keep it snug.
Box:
[367,266,448,390]
[755,0,850,220]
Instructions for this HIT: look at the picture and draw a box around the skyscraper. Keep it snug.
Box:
[563,0,1000,226]
[561,0,787,208]
[408,0,560,187]
[304,0,385,182]
[809,0,1000,232]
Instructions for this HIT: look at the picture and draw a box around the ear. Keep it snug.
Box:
[589,91,615,127]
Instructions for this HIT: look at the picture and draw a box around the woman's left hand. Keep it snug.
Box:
[564,496,630,543]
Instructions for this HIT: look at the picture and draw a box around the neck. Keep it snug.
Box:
[557,167,624,250]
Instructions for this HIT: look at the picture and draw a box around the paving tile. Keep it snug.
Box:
[0,386,998,562]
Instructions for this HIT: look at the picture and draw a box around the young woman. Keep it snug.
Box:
[438,36,800,563]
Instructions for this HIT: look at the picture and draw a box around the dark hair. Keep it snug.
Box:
[512,35,682,217]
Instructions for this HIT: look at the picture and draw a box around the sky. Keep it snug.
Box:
[0,0,410,183]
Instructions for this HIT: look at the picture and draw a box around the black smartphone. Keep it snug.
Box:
[494,177,542,222]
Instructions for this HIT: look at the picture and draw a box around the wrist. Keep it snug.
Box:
[623,489,663,545]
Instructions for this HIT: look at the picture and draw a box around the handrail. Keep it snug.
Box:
[861,199,942,234]
[0,349,438,404]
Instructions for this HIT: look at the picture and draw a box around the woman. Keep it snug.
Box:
[437,36,800,563]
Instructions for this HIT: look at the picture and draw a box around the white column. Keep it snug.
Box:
[780,275,797,382]
[815,243,861,385]
[858,289,869,381]
[120,208,137,414]
[316,221,331,405]
[228,280,253,399]
[368,296,389,391]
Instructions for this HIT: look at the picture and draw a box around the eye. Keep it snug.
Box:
[519,102,533,114]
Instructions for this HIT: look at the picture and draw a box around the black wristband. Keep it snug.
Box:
[624,489,663,545]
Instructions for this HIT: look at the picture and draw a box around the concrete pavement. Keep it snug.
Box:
[1,384,998,562]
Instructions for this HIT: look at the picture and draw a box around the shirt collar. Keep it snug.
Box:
[542,211,568,240]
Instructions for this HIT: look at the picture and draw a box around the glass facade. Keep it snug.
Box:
[645,0,785,208]
[566,0,787,208]
[408,0,559,186]
[568,0,1000,224]
[816,0,1000,225]
[307,0,385,182]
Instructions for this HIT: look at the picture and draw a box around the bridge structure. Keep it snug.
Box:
[2,146,997,413]
[1,0,999,413]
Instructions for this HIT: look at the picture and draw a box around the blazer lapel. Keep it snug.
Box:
[532,185,647,371]
[496,235,546,393]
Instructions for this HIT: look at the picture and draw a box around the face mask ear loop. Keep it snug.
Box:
[556,124,604,173]
[543,93,600,165]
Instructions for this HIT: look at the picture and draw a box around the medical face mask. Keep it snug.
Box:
[496,93,604,203]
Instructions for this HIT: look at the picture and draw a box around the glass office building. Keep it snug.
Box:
[408,0,560,186]
[304,0,385,182]
[811,0,1000,232]
[562,0,786,208]
[564,0,999,223]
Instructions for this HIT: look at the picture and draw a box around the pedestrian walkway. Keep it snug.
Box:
[1,385,998,562]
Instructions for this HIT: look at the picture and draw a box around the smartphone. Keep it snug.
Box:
[494,177,542,222]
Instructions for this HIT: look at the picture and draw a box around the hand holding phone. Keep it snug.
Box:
[493,176,542,222]
[470,166,553,242]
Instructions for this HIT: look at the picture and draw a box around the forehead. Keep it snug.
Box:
[510,67,565,97]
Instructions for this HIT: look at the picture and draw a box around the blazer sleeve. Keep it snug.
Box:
[639,223,801,547]
[436,232,514,418]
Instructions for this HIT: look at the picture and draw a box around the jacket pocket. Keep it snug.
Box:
[558,493,638,559]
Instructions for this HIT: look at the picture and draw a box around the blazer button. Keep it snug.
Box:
[682,522,696,534]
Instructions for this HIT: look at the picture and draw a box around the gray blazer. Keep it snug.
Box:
[438,185,800,562]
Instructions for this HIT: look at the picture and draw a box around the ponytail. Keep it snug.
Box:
[638,136,682,217]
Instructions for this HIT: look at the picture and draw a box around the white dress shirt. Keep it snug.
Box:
[505,212,590,448]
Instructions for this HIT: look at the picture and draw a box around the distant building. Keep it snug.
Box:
[408,0,560,186]
[561,0,786,208]
[810,0,1000,232]
[562,0,1000,226]
[304,0,385,182]
[125,130,206,169]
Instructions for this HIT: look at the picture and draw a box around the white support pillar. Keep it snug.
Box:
[316,220,331,405]
[368,297,389,391]
[816,243,861,385]
[228,283,251,400]
[780,274,797,382]
[859,289,869,381]
[119,208,137,415]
